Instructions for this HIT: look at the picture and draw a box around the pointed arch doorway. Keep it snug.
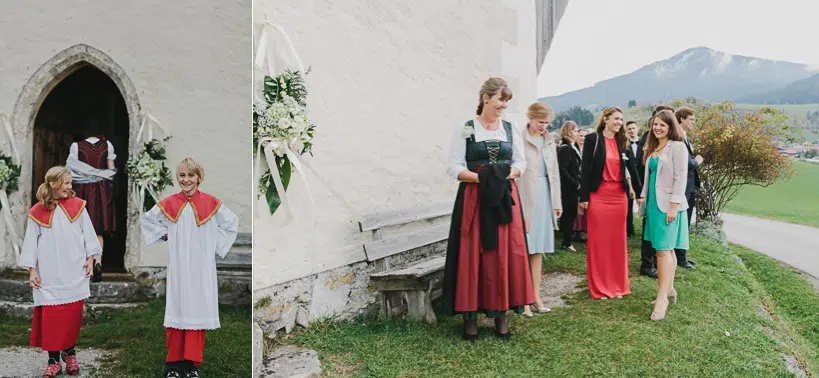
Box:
[30,65,131,272]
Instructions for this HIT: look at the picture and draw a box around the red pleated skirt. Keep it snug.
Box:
[31,300,84,351]
[586,181,631,299]
[453,181,535,312]
[166,328,207,366]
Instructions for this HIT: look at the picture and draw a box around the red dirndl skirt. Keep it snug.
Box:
[30,300,84,351]
[74,180,115,234]
[442,180,535,314]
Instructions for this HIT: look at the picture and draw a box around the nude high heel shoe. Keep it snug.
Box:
[651,289,678,305]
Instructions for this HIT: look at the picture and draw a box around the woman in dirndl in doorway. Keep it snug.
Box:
[441,77,535,341]
[67,118,116,282]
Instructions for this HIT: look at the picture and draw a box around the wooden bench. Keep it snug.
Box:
[359,201,452,325]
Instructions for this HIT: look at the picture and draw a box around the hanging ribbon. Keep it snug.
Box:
[132,110,171,214]
[0,113,21,256]
[134,110,170,147]
[253,17,317,224]
[254,15,305,78]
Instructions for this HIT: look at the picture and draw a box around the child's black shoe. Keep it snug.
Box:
[184,366,201,378]
[163,367,183,378]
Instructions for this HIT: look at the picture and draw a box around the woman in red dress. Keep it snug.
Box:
[441,77,535,341]
[578,107,636,299]
[67,120,116,278]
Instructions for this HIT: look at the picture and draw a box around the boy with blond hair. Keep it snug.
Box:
[140,157,238,377]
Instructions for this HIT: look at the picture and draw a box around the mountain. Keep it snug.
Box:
[540,47,817,112]
[737,73,819,104]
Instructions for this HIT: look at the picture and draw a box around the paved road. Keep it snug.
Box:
[723,213,819,280]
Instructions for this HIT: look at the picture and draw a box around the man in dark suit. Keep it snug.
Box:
[636,105,674,278]
[625,121,641,238]
[674,107,702,269]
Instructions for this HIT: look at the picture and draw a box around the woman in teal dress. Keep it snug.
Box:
[637,110,689,321]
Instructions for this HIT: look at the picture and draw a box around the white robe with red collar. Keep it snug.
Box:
[19,196,102,306]
[140,190,238,330]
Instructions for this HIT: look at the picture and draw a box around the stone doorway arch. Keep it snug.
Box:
[8,44,144,271]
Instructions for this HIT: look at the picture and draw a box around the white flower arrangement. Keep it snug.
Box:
[0,161,12,189]
[462,125,475,138]
[253,70,316,214]
[0,152,21,211]
[126,138,172,211]
[254,91,314,157]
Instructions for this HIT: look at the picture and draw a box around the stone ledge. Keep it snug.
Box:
[0,301,146,319]
[0,279,145,304]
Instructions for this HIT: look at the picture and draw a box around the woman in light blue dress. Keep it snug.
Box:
[519,102,562,317]
[526,137,556,253]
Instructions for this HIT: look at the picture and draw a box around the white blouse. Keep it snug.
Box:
[446,118,527,180]
[18,209,102,306]
[68,137,117,161]
[140,203,238,330]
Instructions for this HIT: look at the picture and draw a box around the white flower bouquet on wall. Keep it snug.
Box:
[253,70,316,214]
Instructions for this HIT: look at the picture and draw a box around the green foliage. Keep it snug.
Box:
[627,99,637,108]
[690,101,795,221]
[554,106,595,128]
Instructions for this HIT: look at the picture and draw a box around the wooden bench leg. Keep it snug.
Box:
[404,283,437,326]
[405,290,426,322]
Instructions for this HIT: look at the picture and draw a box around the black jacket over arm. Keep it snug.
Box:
[478,163,512,250]
[578,131,631,202]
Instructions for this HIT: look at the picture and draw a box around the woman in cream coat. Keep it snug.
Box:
[518,102,562,316]
[637,110,689,321]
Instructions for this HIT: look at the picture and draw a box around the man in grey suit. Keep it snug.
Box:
[674,107,703,269]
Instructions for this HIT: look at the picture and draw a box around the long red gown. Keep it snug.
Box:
[586,136,630,298]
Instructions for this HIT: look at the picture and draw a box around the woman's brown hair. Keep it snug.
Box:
[595,106,628,149]
[559,120,578,144]
[477,77,513,116]
[642,110,684,165]
[36,166,74,208]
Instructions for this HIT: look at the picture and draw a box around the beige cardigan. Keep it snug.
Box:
[639,140,689,215]
[518,129,562,230]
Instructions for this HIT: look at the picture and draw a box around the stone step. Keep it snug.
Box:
[0,301,147,319]
[0,279,146,304]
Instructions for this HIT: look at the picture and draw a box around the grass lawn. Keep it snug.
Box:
[726,160,819,228]
[0,300,251,377]
[282,226,819,377]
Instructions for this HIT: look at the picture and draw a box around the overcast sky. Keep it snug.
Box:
[537,0,819,97]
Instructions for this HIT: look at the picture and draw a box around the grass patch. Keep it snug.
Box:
[736,246,819,358]
[0,300,251,377]
[285,228,819,376]
[726,160,819,228]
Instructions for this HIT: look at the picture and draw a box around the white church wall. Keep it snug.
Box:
[0,1,251,269]
[252,0,540,331]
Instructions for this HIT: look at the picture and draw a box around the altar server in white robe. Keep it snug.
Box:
[140,157,238,378]
[19,166,101,377]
